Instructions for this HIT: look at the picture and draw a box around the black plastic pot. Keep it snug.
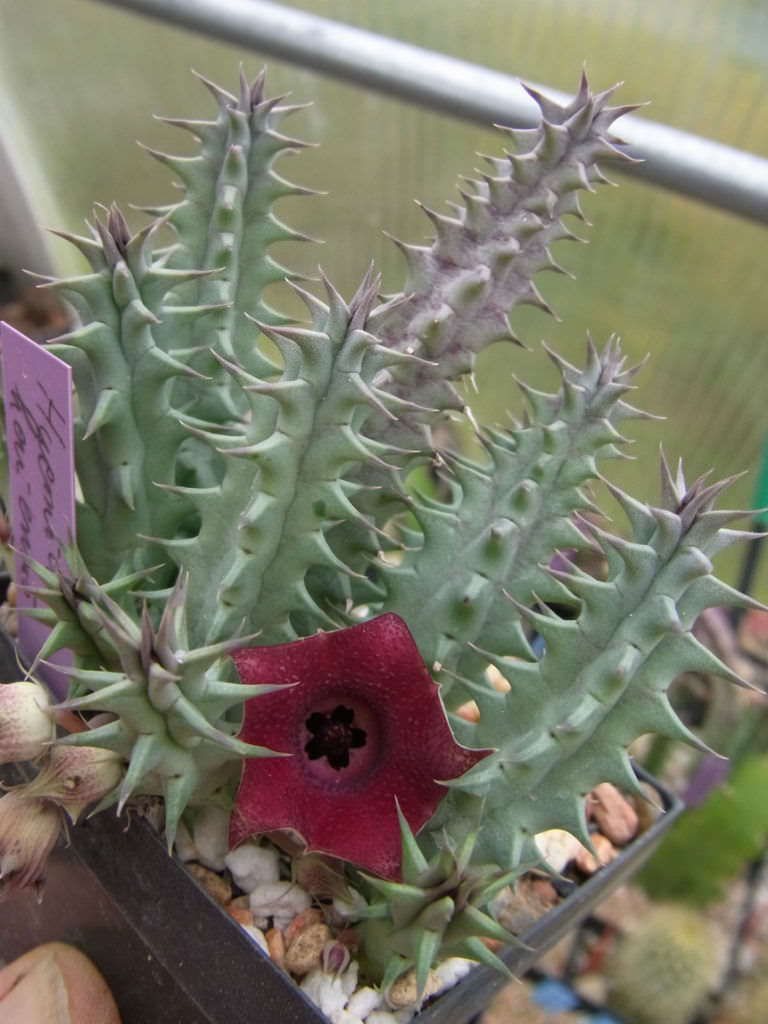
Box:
[0,774,323,1024]
[419,766,680,1024]
[0,641,683,1024]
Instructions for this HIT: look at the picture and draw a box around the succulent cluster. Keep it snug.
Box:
[0,67,757,994]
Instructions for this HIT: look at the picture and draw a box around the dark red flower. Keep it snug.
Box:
[229,614,490,879]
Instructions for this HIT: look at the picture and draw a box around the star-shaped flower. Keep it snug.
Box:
[229,614,490,879]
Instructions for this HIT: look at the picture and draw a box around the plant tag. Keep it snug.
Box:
[1,322,75,697]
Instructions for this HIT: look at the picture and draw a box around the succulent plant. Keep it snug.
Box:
[713,974,768,1024]
[0,66,759,992]
[357,807,519,997]
[605,904,723,1024]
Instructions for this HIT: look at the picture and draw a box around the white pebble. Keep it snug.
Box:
[301,968,350,1019]
[192,804,231,871]
[534,828,582,874]
[242,925,269,954]
[340,961,359,998]
[330,1011,363,1024]
[225,841,280,892]
[300,962,359,1019]
[432,957,475,994]
[346,986,381,1018]
[173,820,198,863]
[366,1011,412,1024]
[249,880,311,929]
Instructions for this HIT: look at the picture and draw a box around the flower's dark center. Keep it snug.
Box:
[304,705,367,770]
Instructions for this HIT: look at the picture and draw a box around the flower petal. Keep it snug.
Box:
[230,615,490,879]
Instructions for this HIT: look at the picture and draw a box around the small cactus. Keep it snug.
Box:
[0,66,759,988]
[713,975,768,1024]
[605,904,724,1024]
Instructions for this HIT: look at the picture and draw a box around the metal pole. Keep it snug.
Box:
[89,0,768,225]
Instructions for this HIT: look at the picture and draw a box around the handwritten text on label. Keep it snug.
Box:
[1,322,75,697]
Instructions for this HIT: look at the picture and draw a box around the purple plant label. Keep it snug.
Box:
[1,322,75,698]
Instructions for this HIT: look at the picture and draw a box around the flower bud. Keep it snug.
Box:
[0,681,55,764]
[320,939,350,977]
[27,745,123,823]
[0,790,62,896]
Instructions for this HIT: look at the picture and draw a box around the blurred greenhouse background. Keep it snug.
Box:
[0,0,766,595]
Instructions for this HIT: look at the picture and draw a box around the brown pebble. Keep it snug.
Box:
[186,862,232,905]
[573,833,618,874]
[631,782,665,832]
[53,707,88,734]
[336,928,360,953]
[227,906,254,927]
[495,877,556,934]
[387,967,439,1009]
[529,878,559,910]
[486,664,511,692]
[455,700,480,723]
[266,927,285,967]
[284,922,331,976]
[283,907,323,947]
[588,783,639,846]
